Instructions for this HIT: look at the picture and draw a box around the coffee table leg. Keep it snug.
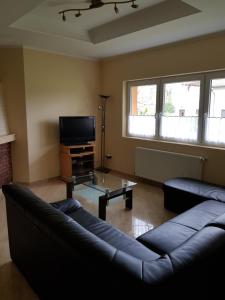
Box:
[99,196,108,221]
[125,189,133,210]
[66,181,73,198]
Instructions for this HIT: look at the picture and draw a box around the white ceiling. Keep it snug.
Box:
[1,0,225,59]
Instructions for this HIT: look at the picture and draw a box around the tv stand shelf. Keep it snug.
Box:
[70,152,94,157]
[60,143,95,180]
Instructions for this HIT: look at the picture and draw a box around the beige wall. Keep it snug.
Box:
[2,32,225,184]
[0,48,29,182]
[0,83,9,135]
[23,49,101,182]
[101,32,225,185]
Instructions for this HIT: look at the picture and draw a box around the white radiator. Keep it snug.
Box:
[135,147,205,183]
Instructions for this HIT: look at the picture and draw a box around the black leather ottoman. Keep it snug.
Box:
[163,177,225,213]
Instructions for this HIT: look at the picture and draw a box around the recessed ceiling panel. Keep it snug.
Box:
[89,0,201,43]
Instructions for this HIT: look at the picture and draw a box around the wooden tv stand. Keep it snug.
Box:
[60,143,95,180]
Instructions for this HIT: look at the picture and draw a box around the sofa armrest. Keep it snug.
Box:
[163,177,225,213]
[51,198,81,214]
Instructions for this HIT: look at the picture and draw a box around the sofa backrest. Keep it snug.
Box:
[169,225,225,298]
[207,212,225,230]
[2,183,174,297]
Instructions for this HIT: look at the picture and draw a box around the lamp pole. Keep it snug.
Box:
[98,95,110,173]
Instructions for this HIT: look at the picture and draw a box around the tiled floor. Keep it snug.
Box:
[0,174,175,299]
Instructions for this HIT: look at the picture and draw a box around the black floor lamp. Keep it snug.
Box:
[96,94,111,173]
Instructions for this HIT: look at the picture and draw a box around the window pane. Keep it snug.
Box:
[160,81,200,142]
[205,78,225,144]
[130,85,156,116]
[128,115,155,138]
[128,85,157,137]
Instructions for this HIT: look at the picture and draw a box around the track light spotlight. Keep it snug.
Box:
[114,4,119,14]
[75,10,82,17]
[62,13,66,21]
[131,1,138,9]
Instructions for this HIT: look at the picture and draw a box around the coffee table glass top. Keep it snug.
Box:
[72,171,136,195]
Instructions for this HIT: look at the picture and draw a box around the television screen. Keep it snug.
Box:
[59,116,95,145]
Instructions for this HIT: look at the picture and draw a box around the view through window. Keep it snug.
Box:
[128,84,157,138]
[161,81,200,142]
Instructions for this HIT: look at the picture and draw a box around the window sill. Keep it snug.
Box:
[123,135,225,151]
[0,134,16,145]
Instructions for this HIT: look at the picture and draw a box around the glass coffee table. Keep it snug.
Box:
[66,171,137,220]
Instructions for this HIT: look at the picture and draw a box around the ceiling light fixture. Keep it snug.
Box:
[114,4,119,14]
[59,0,139,20]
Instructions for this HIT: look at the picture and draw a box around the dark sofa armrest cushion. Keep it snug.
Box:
[51,198,81,214]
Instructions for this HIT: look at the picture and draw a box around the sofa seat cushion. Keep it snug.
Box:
[137,221,196,255]
[65,204,103,228]
[137,200,225,255]
[65,206,160,262]
[87,221,160,262]
[171,200,225,230]
[169,225,225,267]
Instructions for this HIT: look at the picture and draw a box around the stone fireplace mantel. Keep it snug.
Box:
[0,134,15,187]
[0,134,15,145]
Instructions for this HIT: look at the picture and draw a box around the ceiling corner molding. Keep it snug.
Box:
[88,0,201,44]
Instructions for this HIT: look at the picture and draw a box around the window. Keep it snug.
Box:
[205,78,225,145]
[160,80,201,142]
[126,71,225,148]
[128,82,158,138]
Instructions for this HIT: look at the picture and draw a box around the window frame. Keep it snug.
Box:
[126,70,225,148]
[204,70,225,147]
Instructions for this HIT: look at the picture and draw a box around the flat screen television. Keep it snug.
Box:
[59,116,96,145]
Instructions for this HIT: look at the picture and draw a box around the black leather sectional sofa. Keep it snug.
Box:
[3,181,225,299]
